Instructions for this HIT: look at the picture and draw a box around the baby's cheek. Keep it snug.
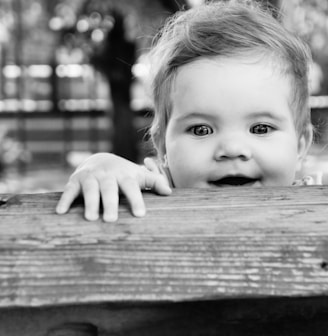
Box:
[168,160,196,187]
[268,161,298,185]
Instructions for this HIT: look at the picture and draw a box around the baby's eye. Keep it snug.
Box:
[250,124,274,135]
[189,125,213,136]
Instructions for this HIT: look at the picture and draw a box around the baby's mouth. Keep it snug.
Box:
[210,175,259,187]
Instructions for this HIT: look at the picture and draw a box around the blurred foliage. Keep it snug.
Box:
[0,0,56,64]
[48,0,188,63]
[0,0,327,93]
[282,0,328,94]
[46,0,187,161]
[282,0,328,57]
[0,0,188,65]
[0,127,30,175]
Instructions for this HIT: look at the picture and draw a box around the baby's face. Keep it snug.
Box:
[164,56,309,188]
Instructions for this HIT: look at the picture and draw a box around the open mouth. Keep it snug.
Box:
[210,176,258,187]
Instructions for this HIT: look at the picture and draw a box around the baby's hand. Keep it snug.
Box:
[56,153,172,222]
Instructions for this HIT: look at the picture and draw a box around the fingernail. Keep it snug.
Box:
[162,186,172,195]
[103,213,118,222]
[166,186,173,193]
[56,205,65,214]
[86,212,99,221]
[134,208,146,217]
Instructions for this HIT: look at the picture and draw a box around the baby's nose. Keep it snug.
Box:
[214,136,252,161]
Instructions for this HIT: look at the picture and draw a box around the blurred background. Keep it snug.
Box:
[0,0,327,193]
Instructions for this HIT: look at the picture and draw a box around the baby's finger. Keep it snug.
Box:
[143,171,172,195]
[119,177,146,218]
[99,175,119,222]
[144,157,161,174]
[81,175,101,221]
[56,179,81,214]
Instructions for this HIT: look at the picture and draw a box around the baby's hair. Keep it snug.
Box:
[148,0,312,160]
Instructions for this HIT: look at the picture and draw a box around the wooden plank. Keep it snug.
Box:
[1,187,328,308]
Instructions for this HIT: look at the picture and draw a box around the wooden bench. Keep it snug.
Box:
[1,187,328,335]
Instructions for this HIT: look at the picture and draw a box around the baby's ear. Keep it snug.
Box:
[297,124,313,167]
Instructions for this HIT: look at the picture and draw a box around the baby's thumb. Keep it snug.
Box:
[143,170,172,195]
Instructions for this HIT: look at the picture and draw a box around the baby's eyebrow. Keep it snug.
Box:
[174,110,288,123]
[175,112,216,122]
[247,111,286,121]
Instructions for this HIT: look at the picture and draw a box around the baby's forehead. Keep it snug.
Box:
[172,55,292,93]
[168,54,295,122]
[177,53,288,73]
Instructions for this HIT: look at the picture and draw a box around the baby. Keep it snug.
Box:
[57,0,315,222]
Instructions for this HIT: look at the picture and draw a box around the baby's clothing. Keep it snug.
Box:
[293,172,323,186]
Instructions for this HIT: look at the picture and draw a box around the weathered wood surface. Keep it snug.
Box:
[1,186,328,309]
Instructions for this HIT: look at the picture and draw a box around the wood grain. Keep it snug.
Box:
[1,186,328,308]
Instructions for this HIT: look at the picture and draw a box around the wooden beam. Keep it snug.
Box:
[1,186,328,308]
